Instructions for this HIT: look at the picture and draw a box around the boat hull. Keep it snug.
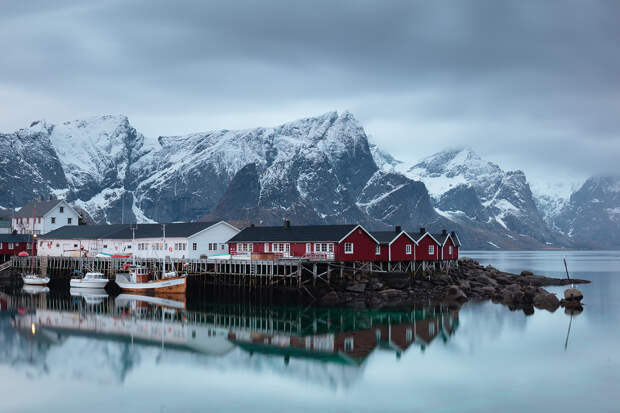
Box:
[22,275,50,285]
[70,278,109,289]
[115,275,186,293]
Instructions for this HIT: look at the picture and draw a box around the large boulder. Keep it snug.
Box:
[346,283,367,293]
[520,270,534,276]
[320,291,340,305]
[445,285,468,302]
[564,288,583,301]
[533,293,560,312]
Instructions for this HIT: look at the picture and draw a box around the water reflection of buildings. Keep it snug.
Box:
[1,291,459,385]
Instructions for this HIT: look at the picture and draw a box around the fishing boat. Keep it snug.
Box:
[21,205,49,286]
[114,224,187,294]
[70,271,109,289]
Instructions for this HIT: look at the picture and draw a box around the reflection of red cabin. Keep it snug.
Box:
[0,234,37,262]
[228,222,380,262]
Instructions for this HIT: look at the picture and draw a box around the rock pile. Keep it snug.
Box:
[313,258,589,313]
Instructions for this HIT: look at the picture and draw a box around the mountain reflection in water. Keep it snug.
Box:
[0,290,458,387]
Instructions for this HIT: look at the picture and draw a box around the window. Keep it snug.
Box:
[406,244,412,255]
[264,242,269,252]
[376,245,381,255]
[38,217,41,224]
[67,218,72,224]
[8,243,14,250]
[429,323,435,336]
[306,243,311,254]
[51,217,56,224]
[375,329,381,341]
[314,243,320,253]
[27,243,32,249]
[103,244,108,249]
[73,244,78,248]
[428,245,434,255]
[344,242,353,254]
[193,242,197,251]
[0,243,3,249]
[220,244,226,250]
[39,241,43,247]
[237,243,253,253]
[328,243,334,253]
[126,245,131,249]
[344,337,354,352]
[449,245,453,255]
[406,328,413,342]
[59,206,64,213]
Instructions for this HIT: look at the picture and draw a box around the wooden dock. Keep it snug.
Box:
[5,255,457,289]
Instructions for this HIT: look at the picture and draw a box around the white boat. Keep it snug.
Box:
[70,271,109,289]
[115,266,186,293]
[114,225,187,294]
[22,274,50,285]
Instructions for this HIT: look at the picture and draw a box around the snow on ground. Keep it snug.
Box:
[487,241,500,249]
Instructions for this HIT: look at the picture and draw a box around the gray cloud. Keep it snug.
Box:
[1,0,619,186]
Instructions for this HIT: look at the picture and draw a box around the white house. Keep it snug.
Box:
[38,221,240,259]
[12,199,80,235]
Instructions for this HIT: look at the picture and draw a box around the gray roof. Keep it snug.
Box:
[0,234,32,243]
[229,225,358,243]
[371,231,402,244]
[40,222,220,240]
[14,199,64,218]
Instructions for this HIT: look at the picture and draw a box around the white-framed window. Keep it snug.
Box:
[449,245,453,254]
[328,243,334,253]
[272,243,289,253]
[306,243,311,254]
[67,218,72,224]
[429,323,435,336]
[59,206,64,213]
[344,242,353,254]
[193,243,197,251]
[406,244,412,255]
[103,244,108,249]
[51,217,56,224]
[428,245,434,255]
[344,337,354,352]
[8,243,14,250]
[376,245,381,255]
[0,242,2,249]
[406,328,413,342]
[314,243,320,253]
[220,244,226,250]
[237,243,253,253]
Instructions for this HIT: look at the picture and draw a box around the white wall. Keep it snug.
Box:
[188,222,240,259]
[37,221,240,259]
[13,200,79,235]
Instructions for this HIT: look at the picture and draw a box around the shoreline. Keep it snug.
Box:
[311,258,589,313]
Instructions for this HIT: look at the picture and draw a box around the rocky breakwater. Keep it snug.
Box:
[314,258,590,313]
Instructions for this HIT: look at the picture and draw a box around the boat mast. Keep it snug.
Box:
[131,224,136,268]
[162,224,166,277]
[30,205,36,274]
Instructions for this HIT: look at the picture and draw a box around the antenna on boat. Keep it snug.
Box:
[131,224,137,268]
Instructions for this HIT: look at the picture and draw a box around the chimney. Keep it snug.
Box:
[395,225,401,233]
[419,227,425,234]
[451,230,456,236]
[250,223,255,228]
[48,195,53,200]
[284,220,290,228]
[442,229,447,236]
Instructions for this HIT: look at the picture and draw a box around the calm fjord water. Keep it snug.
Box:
[0,250,618,413]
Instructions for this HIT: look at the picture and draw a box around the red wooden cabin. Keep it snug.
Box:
[0,234,37,263]
[227,221,380,262]
[372,226,418,262]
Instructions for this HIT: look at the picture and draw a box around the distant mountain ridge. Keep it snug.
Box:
[0,112,617,248]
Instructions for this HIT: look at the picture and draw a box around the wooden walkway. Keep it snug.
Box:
[7,255,458,288]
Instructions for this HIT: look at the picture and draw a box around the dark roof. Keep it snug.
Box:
[371,231,402,244]
[0,234,32,243]
[14,199,64,218]
[40,222,220,240]
[432,232,449,245]
[229,225,358,243]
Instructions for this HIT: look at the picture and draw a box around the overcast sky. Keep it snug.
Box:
[1,0,619,191]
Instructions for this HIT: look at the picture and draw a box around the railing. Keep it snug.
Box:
[0,259,12,272]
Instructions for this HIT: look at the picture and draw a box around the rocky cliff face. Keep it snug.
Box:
[551,176,620,248]
[2,112,615,248]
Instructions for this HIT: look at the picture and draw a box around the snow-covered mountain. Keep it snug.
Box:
[2,111,614,248]
[381,148,572,248]
[551,176,620,248]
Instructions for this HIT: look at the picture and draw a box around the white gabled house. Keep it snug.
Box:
[38,221,239,259]
[12,199,80,235]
